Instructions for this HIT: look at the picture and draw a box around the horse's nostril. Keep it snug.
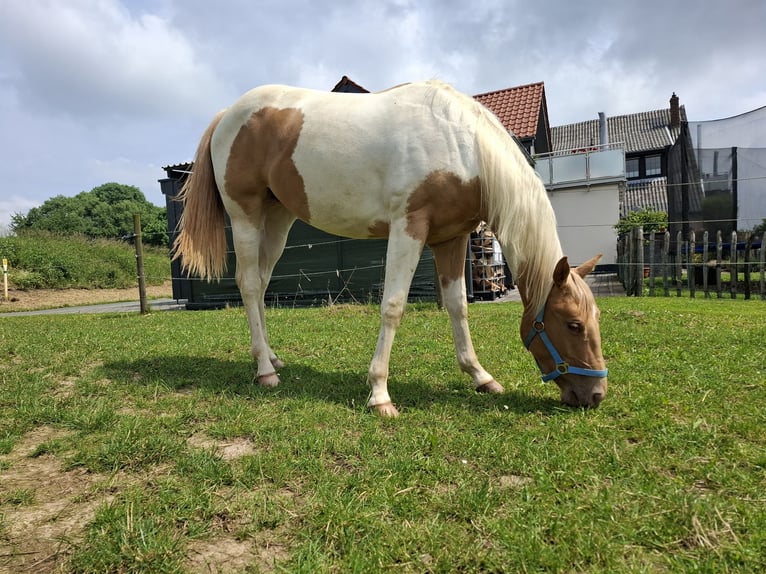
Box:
[591,392,604,407]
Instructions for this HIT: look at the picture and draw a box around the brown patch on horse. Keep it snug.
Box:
[431,235,469,284]
[367,220,390,238]
[406,171,482,245]
[225,107,311,222]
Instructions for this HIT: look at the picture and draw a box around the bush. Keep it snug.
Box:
[0,232,171,289]
[614,208,668,236]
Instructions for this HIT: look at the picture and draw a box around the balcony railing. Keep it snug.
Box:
[535,143,625,189]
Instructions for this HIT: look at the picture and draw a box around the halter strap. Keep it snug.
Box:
[524,307,608,382]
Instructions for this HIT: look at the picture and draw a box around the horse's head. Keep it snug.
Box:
[521,254,608,408]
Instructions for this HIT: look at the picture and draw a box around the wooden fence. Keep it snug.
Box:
[617,228,765,299]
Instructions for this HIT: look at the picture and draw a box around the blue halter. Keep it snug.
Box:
[523,307,609,382]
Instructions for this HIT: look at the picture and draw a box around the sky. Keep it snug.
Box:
[1,0,765,232]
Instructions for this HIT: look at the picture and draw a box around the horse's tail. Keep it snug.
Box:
[172,110,228,281]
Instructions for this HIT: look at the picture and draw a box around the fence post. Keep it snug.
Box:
[648,230,656,296]
[662,231,670,297]
[623,232,632,294]
[730,231,737,299]
[744,233,753,300]
[702,231,710,298]
[760,234,765,301]
[2,258,7,302]
[133,214,149,314]
[676,231,683,297]
[633,226,644,296]
[688,230,696,298]
[616,235,624,286]
[716,230,723,298]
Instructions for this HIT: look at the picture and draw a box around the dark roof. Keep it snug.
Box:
[162,163,192,176]
[552,106,688,153]
[474,82,547,139]
[332,75,370,93]
[623,178,669,217]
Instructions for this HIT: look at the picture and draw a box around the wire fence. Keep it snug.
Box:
[3,217,766,303]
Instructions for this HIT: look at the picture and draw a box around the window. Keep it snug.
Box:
[626,158,639,179]
[646,155,662,176]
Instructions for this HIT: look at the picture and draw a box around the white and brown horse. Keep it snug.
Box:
[174,81,608,416]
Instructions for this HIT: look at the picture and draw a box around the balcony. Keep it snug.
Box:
[535,143,626,190]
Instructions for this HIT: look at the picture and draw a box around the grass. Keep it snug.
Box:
[0,298,765,572]
[0,231,171,289]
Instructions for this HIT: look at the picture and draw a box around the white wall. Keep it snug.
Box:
[547,183,620,267]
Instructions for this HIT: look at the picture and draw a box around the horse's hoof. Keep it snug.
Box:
[371,402,400,417]
[476,380,504,394]
[270,357,285,369]
[258,372,280,388]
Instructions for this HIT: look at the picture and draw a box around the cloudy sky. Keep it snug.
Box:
[1,0,765,231]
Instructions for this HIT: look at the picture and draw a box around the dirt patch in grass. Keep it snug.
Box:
[0,282,173,313]
[183,434,296,573]
[187,433,257,461]
[0,426,107,573]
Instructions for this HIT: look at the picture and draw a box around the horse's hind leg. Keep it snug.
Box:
[256,203,295,370]
[430,236,504,394]
[230,200,295,387]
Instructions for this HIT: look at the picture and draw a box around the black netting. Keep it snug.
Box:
[668,108,766,246]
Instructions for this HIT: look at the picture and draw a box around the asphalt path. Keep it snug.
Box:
[0,298,186,317]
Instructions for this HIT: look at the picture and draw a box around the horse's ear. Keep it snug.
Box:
[575,254,603,278]
[553,256,570,287]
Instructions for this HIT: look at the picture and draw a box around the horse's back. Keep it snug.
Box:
[211,82,483,239]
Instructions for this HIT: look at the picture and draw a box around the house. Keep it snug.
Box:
[552,94,689,218]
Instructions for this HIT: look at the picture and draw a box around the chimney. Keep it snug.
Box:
[598,112,608,146]
[670,92,680,129]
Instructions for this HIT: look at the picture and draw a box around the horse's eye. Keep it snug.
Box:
[567,321,582,333]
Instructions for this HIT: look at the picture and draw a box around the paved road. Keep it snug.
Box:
[0,298,186,317]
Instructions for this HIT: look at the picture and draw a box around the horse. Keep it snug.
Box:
[173,80,608,417]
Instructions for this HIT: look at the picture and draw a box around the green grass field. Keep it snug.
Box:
[1,298,765,572]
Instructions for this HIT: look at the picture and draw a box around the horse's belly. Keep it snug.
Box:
[300,196,389,239]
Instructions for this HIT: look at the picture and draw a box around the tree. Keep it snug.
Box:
[11,183,168,246]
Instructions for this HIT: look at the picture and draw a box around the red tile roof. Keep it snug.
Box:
[474,82,546,139]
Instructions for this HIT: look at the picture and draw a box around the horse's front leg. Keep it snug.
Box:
[431,237,504,394]
[367,229,424,417]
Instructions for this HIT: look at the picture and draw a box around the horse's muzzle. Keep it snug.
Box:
[560,378,608,408]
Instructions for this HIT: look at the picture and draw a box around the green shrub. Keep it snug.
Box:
[614,208,668,236]
[0,231,170,289]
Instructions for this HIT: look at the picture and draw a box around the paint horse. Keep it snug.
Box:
[174,81,608,416]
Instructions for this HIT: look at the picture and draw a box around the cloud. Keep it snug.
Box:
[0,0,764,226]
[0,0,234,120]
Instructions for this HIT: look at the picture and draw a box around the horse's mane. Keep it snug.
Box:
[423,81,563,314]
